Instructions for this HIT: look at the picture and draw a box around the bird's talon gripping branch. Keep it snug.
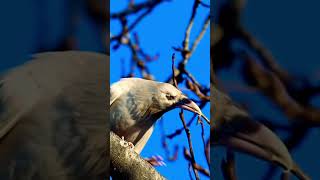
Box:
[128,142,135,150]
[120,136,135,151]
[120,136,126,147]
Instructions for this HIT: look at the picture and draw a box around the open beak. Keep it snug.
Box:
[213,117,309,180]
[176,96,210,124]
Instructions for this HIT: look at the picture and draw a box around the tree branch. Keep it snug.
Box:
[110,132,166,180]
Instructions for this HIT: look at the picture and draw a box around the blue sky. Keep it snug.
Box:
[110,0,210,179]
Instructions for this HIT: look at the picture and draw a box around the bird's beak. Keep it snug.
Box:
[213,118,301,176]
[176,96,210,124]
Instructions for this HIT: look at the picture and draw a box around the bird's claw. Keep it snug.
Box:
[144,155,166,167]
[120,136,135,151]
[128,142,134,149]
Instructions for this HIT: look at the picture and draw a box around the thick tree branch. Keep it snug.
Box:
[110,132,166,180]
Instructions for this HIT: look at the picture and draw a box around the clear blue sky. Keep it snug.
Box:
[212,1,320,180]
[111,0,210,179]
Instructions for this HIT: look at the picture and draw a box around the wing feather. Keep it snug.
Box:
[0,70,40,139]
[110,78,137,106]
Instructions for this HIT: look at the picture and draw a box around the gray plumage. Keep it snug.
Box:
[0,51,107,180]
[110,78,208,153]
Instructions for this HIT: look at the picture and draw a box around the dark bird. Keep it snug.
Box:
[211,86,310,180]
[0,51,107,180]
[110,78,209,154]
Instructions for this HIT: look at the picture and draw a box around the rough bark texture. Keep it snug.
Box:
[110,132,166,180]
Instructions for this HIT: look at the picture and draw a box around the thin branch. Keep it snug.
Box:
[183,0,201,52]
[111,0,166,19]
[281,170,290,180]
[205,139,210,166]
[197,116,206,151]
[190,13,210,56]
[127,8,153,32]
[179,110,200,180]
[184,148,210,177]
[172,53,178,88]
[221,150,237,180]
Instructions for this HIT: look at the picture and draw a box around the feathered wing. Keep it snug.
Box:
[110,82,123,106]
[0,67,42,139]
[0,51,108,179]
[110,78,142,106]
[0,51,95,139]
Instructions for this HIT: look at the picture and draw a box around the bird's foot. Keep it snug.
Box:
[128,142,134,149]
[120,136,135,151]
[144,155,166,167]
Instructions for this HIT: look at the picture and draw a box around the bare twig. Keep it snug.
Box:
[172,53,178,88]
[184,148,210,177]
[111,0,166,19]
[183,0,201,53]
[205,139,210,166]
[198,116,206,150]
[180,110,200,180]
[190,13,210,56]
[281,170,290,180]
[221,150,237,180]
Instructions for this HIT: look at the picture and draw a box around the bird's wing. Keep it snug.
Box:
[110,83,123,106]
[31,51,108,178]
[0,51,108,178]
[0,68,41,139]
[110,78,136,106]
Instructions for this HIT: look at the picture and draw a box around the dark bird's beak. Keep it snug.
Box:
[214,119,292,166]
[176,96,210,124]
[213,118,309,180]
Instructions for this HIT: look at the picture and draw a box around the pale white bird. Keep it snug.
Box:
[110,78,209,154]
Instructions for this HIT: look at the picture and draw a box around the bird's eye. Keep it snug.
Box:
[166,94,175,100]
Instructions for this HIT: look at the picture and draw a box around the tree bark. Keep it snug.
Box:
[110,132,166,180]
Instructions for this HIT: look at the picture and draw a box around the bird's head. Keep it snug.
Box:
[156,83,209,124]
[111,78,209,124]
